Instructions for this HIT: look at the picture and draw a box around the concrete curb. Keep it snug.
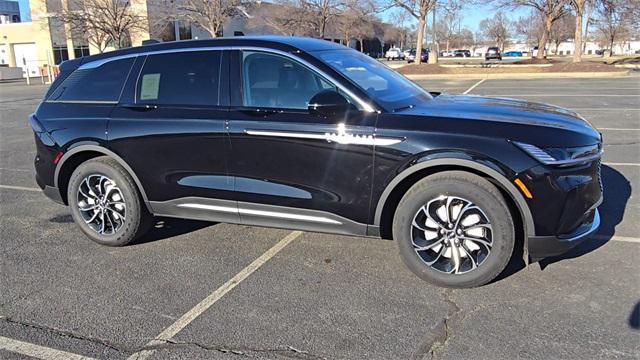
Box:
[404,71,631,80]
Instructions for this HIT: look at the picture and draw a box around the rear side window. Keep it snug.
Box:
[136,51,222,106]
[48,58,134,102]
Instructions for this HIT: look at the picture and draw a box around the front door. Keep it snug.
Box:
[226,50,378,234]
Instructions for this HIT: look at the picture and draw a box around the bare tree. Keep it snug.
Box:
[514,12,543,47]
[479,11,510,51]
[437,0,463,52]
[492,0,569,59]
[55,0,147,51]
[595,0,634,55]
[296,0,345,38]
[391,0,437,64]
[549,13,574,53]
[177,0,242,37]
[336,0,377,48]
[569,0,588,61]
[260,1,316,36]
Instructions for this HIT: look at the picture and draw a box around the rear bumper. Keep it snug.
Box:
[36,172,64,205]
[528,208,600,260]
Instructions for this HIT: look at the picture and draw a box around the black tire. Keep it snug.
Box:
[393,171,514,288]
[67,156,151,246]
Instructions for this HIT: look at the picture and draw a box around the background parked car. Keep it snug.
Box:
[532,46,547,57]
[407,48,429,63]
[503,51,523,57]
[385,47,405,60]
[440,50,455,57]
[453,49,471,57]
[485,47,502,61]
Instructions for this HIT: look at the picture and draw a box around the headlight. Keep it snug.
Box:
[513,142,602,166]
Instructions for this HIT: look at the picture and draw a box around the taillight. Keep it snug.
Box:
[53,151,64,165]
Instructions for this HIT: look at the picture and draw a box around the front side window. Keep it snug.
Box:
[314,49,432,111]
[241,51,335,110]
[137,51,222,106]
[48,57,134,102]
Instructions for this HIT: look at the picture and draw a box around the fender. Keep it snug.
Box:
[373,157,535,238]
[54,144,152,212]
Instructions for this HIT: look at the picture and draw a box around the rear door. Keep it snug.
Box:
[108,50,238,222]
[226,49,378,234]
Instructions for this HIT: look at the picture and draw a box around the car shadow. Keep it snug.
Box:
[495,165,632,281]
[539,165,632,268]
[630,301,640,330]
[133,217,215,245]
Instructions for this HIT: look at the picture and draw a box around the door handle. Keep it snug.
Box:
[121,103,158,111]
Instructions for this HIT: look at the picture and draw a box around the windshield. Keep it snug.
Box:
[314,50,432,111]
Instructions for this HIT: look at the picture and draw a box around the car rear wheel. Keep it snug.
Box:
[393,171,515,288]
[68,156,151,246]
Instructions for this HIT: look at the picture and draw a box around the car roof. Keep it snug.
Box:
[73,36,350,68]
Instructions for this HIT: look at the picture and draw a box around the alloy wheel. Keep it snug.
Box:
[411,195,493,274]
[76,174,126,235]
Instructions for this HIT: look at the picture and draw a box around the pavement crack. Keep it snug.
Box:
[414,289,463,360]
[142,338,327,359]
[0,315,130,354]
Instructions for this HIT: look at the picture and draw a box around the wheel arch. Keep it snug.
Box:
[374,158,535,247]
[54,145,152,212]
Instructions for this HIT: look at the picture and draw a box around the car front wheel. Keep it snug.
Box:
[68,156,151,246]
[393,171,515,288]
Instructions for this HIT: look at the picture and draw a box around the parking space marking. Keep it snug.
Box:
[0,167,32,172]
[483,94,638,97]
[598,128,640,131]
[0,184,40,192]
[128,230,303,360]
[603,162,640,167]
[559,108,639,111]
[0,336,95,360]
[463,79,486,94]
[596,235,640,244]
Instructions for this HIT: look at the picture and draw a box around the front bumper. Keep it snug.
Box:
[528,208,600,260]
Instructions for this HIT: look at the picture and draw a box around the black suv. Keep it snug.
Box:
[485,47,502,61]
[31,37,603,288]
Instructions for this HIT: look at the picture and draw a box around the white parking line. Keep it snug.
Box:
[128,230,303,360]
[0,184,40,192]
[0,167,32,172]
[603,162,640,167]
[484,94,639,97]
[0,336,96,360]
[595,235,640,244]
[598,128,640,131]
[463,79,486,94]
[572,108,640,111]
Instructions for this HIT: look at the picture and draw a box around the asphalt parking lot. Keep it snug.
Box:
[1,76,639,359]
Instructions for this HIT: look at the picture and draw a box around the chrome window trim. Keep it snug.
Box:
[45,100,118,104]
[78,45,376,112]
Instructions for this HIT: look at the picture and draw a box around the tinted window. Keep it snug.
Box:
[241,51,335,109]
[315,50,431,111]
[137,51,222,106]
[49,58,134,102]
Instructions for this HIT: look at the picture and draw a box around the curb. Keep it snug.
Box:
[404,71,631,80]
[615,64,640,69]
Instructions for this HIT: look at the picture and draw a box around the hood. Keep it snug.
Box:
[396,94,601,145]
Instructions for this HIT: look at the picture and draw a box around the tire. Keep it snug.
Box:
[67,156,151,246]
[393,171,514,288]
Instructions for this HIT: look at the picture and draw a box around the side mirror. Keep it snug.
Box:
[308,90,353,118]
